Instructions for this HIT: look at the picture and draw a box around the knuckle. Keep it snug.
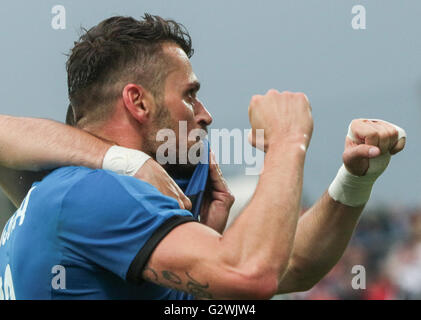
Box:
[266,89,280,96]
[374,127,385,137]
[350,119,359,128]
[380,130,390,140]
[351,119,366,127]
[366,130,379,139]
[228,191,235,203]
[388,127,399,139]
[225,193,235,206]
[349,121,358,133]
[294,92,305,99]
[280,90,292,97]
[295,92,310,104]
[250,95,261,105]
[353,118,365,125]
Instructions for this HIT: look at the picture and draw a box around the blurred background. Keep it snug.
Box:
[1,0,421,299]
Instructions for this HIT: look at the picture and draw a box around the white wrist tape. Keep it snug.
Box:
[328,120,406,207]
[102,146,151,176]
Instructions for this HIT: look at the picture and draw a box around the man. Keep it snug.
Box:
[0,14,406,299]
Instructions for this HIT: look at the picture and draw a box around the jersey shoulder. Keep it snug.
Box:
[39,166,178,210]
[39,166,193,223]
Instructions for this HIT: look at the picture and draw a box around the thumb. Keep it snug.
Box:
[343,144,381,176]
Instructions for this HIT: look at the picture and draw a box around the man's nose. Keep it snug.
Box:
[195,100,213,126]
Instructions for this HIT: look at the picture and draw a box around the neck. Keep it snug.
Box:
[81,107,147,154]
[80,106,198,179]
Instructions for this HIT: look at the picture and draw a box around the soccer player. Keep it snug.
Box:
[0,15,406,299]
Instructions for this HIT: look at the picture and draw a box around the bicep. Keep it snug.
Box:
[139,221,259,300]
[0,166,47,208]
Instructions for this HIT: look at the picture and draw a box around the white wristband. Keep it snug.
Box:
[328,120,406,207]
[102,146,151,176]
[328,164,377,207]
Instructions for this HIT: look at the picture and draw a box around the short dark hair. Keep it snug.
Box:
[66,14,193,126]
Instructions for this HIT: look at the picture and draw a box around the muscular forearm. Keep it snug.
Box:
[277,192,364,293]
[0,115,111,207]
[220,140,306,288]
[0,115,109,171]
[276,118,406,294]
[0,115,191,212]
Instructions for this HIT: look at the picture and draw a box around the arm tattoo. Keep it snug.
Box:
[186,272,213,299]
[143,267,159,282]
[162,271,182,285]
[143,266,213,299]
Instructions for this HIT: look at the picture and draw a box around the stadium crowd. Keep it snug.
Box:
[278,205,421,300]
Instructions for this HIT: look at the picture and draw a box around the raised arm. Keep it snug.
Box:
[276,119,406,293]
[138,90,313,299]
[0,115,191,209]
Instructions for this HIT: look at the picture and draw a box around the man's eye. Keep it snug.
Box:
[187,90,196,99]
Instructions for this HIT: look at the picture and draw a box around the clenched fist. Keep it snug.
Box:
[329,118,406,207]
[343,119,406,176]
[248,90,313,152]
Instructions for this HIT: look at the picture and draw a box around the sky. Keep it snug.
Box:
[0,0,420,208]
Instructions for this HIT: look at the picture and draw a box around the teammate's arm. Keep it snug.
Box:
[138,90,313,299]
[0,115,107,171]
[276,119,406,293]
[0,115,106,206]
[0,114,191,209]
[276,192,364,293]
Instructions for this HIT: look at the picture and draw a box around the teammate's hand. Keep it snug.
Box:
[248,90,313,152]
[135,159,192,210]
[200,151,235,234]
[342,119,406,176]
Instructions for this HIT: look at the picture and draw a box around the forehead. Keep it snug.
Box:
[162,42,198,86]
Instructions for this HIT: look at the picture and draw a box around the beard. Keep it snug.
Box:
[143,101,207,178]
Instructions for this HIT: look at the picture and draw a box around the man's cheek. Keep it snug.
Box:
[182,99,194,113]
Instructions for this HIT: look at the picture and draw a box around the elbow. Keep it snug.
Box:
[279,257,323,293]
[230,254,293,299]
[221,264,281,300]
[231,273,278,300]
[246,270,279,300]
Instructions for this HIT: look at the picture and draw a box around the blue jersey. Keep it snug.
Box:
[0,166,201,299]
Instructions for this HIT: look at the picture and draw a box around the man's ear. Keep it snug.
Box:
[122,84,152,124]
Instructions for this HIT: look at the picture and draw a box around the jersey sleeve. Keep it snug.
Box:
[58,169,196,284]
